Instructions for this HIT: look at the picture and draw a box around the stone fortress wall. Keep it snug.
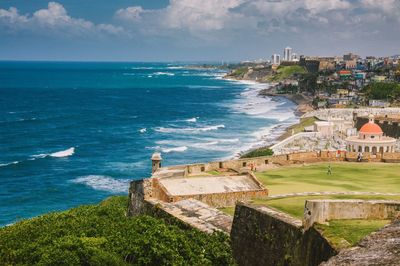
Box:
[128,150,400,265]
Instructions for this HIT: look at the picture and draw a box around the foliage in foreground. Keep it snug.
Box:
[0,196,235,266]
[241,147,274,159]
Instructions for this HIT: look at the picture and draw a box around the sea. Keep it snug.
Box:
[0,61,297,226]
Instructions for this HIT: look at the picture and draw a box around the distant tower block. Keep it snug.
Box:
[151,152,162,174]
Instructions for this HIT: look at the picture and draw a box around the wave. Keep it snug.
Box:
[161,146,188,153]
[153,72,175,76]
[155,124,225,133]
[139,128,147,133]
[166,66,184,69]
[0,147,75,168]
[50,147,75,158]
[0,161,20,167]
[71,175,129,193]
[130,67,155,70]
[185,117,199,123]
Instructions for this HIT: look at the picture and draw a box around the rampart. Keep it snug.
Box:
[304,200,400,230]
[230,203,337,266]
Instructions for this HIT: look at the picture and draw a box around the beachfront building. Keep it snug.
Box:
[346,115,396,154]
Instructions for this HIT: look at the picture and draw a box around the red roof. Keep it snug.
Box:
[338,70,351,75]
[359,122,383,134]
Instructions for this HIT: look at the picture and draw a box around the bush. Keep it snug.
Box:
[241,148,274,158]
[0,196,235,266]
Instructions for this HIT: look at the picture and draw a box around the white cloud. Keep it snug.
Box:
[0,2,124,37]
[115,6,144,22]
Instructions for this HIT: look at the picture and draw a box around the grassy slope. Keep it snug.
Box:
[315,219,390,249]
[277,116,318,141]
[268,65,307,82]
[256,162,400,195]
[0,196,234,266]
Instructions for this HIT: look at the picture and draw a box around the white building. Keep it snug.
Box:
[271,54,281,65]
[283,47,292,61]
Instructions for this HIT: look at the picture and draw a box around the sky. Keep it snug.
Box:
[0,0,399,61]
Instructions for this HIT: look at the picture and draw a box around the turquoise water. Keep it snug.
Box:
[0,61,297,226]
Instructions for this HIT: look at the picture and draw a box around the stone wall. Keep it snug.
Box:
[304,200,400,229]
[230,203,337,266]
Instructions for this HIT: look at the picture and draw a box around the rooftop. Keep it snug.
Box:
[159,175,263,196]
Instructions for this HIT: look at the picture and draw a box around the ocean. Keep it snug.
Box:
[0,61,297,226]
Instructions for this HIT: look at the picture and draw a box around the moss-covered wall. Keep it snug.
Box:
[231,203,337,266]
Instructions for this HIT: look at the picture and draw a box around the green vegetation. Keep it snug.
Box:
[278,116,318,141]
[229,67,248,78]
[363,82,400,102]
[241,148,273,159]
[0,196,234,266]
[253,195,400,219]
[268,65,307,82]
[255,162,400,195]
[315,219,390,249]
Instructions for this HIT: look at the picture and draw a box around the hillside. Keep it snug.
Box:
[0,196,234,266]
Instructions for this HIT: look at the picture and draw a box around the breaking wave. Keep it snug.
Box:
[161,146,188,153]
[71,175,129,193]
[49,147,75,158]
[185,117,199,123]
[155,124,225,133]
[153,72,175,76]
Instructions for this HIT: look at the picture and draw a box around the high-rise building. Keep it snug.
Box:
[291,53,299,62]
[283,47,292,61]
[271,54,281,65]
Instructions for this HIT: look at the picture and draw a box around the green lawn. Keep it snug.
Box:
[315,219,390,249]
[256,162,400,195]
[253,194,400,219]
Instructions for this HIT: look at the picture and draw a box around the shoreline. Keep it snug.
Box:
[224,75,314,158]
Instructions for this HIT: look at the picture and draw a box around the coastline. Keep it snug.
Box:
[224,75,314,158]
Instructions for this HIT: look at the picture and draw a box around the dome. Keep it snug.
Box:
[359,122,383,134]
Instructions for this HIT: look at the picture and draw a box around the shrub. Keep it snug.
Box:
[0,196,235,266]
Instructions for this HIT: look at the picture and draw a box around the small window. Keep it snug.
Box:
[265,160,269,164]
[242,162,247,167]
[201,166,205,172]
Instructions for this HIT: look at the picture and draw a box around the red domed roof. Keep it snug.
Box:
[359,122,383,134]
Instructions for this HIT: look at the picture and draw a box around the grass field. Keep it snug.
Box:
[256,162,400,195]
[220,162,400,247]
[315,219,390,249]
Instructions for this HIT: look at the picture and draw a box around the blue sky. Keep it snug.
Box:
[1,0,399,61]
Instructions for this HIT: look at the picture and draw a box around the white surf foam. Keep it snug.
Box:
[139,128,147,133]
[161,146,188,153]
[72,175,129,193]
[154,72,175,76]
[0,161,20,167]
[155,124,225,134]
[50,147,75,158]
[185,117,199,123]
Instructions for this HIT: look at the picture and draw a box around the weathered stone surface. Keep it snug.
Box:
[321,219,400,266]
[142,198,233,234]
[304,199,400,230]
[230,203,336,266]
